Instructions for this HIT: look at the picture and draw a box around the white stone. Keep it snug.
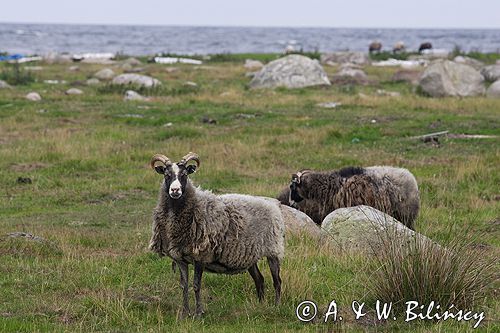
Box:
[26,92,42,101]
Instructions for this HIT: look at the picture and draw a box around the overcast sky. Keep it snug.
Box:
[1,0,499,28]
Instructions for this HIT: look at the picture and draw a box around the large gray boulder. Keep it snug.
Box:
[320,52,370,66]
[321,206,432,253]
[419,60,485,97]
[481,65,500,82]
[250,55,331,89]
[486,80,500,98]
[112,74,161,88]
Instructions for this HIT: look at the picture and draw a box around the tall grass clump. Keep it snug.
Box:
[0,62,35,85]
[368,231,497,312]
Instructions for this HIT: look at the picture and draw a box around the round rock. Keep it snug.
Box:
[65,88,83,95]
[250,55,331,89]
[93,68,115,80]
[26,92,42,101]
[124,90,145,101]
[486,80,500,98]
[321,205,433,254]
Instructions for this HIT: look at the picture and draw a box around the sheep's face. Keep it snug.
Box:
[155,163,197,200]
[289,173,309,207]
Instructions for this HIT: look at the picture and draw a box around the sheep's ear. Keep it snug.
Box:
[186,165,197,174]
[154,165,166,175]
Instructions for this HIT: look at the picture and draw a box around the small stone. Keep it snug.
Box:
[112,74,161,88]
[317,102,342,109]
[183,81,198,87]
[17,177,32,184]
[0,80,12,89]
[65,88,83,95]
[201,116,217,124]
[244,59,264,70]
[26,92,42,101]
[86,78,100,86]
[165,67,179,73]
[68,65,80,71]
[93,68,115,80]
[123,57,142,66]
[376,89,401,97]
[163,122,173,127]
[124,90,145,101]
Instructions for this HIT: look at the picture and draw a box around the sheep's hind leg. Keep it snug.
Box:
[177,260,190,317]
[193,261,205,316]
[248,263,265,302]
[267,257,282,305]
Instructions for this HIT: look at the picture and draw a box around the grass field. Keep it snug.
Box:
[0,55,499,332]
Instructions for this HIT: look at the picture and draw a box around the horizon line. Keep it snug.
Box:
[1,20,500,30]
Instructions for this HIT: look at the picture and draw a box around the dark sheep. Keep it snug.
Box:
[277,166,420,230]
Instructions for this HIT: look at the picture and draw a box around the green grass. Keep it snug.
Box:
[0,56,499,332]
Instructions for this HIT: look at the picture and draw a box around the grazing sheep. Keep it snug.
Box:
[149,152,285,316]
[277,166,419,230]
[369,41,383,54]
[393,41,406,54]
[419,42,433,53]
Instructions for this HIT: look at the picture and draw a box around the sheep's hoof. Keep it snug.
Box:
[179,309,190,319]
[194,309,205,318]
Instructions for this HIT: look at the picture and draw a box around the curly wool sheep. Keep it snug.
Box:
[149,152,285,316]
[277,166,419,230]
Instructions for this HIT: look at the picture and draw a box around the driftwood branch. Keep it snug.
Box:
[410,130,449,140]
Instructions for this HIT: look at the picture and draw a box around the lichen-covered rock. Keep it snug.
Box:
[321,206,433,253]
[250,55,330,89]
[112,74,161,88]
[419,60,485,97]
[486,80,500,98]
[481,65,500,82]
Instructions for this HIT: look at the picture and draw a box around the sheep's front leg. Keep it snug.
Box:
[193,261,205,316]
[177,260,190,317]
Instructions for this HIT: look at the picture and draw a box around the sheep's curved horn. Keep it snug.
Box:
[292,169,312,184]
[150,154,172,169]
[179,152,200,167]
